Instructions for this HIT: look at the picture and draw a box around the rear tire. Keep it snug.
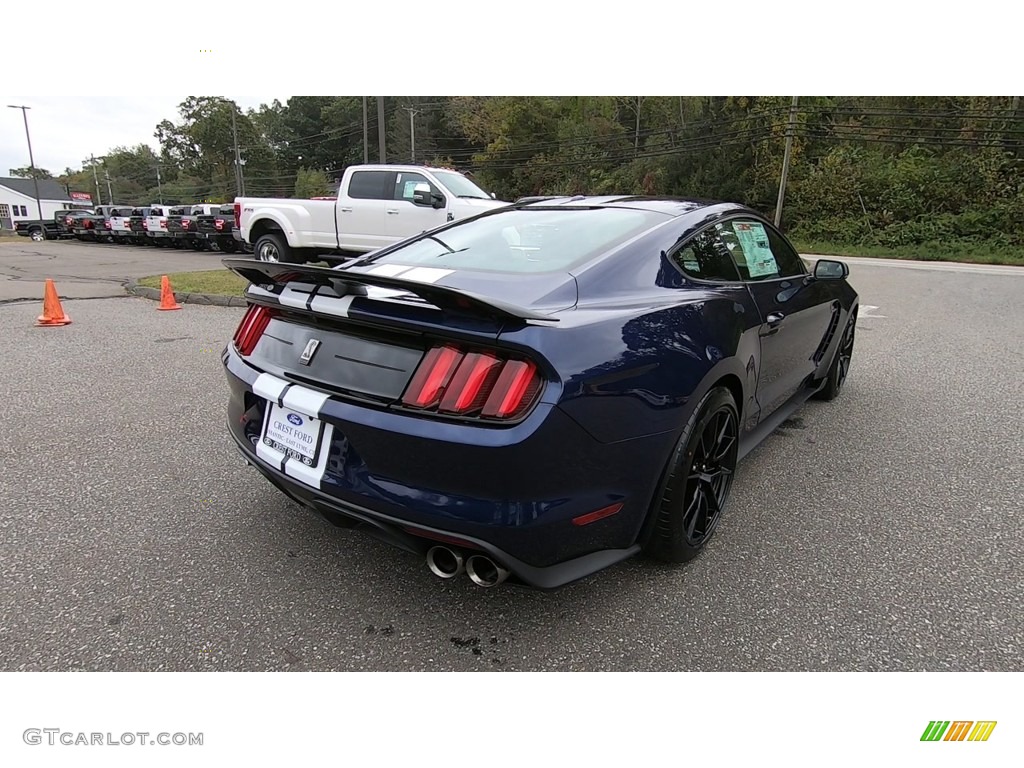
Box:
[814,313,856,402]
[29,228,45,242]
[254,232,298,264]
[643,386,740,564]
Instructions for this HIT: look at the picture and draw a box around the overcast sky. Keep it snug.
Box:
[1,94,285,181]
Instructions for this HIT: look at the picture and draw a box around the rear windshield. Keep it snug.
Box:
[361,207,668,274]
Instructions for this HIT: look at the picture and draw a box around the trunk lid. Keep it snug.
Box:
[223,258,571,405]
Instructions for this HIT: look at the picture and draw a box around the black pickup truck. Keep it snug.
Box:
[166,204,221,250]
[195,205,239,253]
[15,210,92,241]
[127,208,156,246]
[73,205,131,243]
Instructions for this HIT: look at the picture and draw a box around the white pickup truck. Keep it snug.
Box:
[235,164,508,264]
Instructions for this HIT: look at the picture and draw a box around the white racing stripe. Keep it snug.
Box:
[283,424,335,490]
[278,284,315,309]
[252,372,289,404]
[309,294,356,318]
[282,385,330,418]
[256,436,286,471]
[365,286,409,299]
[368,264,414,277]
[400,267,454,284]
[246,285,277,299]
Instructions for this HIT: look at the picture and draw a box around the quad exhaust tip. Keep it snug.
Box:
[426,546,465,579]
[466,554,510,588]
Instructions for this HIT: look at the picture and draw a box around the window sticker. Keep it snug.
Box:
[733,221,778,278]
[403,180,425,199]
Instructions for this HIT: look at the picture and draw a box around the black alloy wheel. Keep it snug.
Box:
[644,386,740,563]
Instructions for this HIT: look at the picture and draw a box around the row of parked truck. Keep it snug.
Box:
[17,164,507,264]
[15,203,246,253]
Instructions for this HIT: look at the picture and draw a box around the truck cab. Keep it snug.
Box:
[237,164,508,264]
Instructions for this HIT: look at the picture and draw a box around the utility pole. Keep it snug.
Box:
[90,155,102,205]
[7,104,44,221]
[362,97,369,164]
[376,97,386,164]
[403,107,422,163]
[156,165,163,204]
[774,95,799,228]
[230,103,245,197]
[104,168,113,203]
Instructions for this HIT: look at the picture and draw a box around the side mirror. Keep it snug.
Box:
[412,188,432,207]
[813,259,849,280]
[490,192,497,200]
[430,192,446,210]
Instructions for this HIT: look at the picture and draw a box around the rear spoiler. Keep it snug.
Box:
[221,258,559,324]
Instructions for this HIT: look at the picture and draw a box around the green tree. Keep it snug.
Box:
[294,167,332,198]
[8,166,53,179]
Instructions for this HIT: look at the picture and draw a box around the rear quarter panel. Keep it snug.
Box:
[501,285,759,445]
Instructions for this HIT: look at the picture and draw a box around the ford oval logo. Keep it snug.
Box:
[287,414,303,426]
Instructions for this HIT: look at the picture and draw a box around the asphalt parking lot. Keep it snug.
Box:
[0,238,223,301]
[0,240,1021,671]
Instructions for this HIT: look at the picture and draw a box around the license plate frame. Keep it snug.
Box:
[260,402,326,467]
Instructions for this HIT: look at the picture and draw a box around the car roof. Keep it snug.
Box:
[512,194,749,218]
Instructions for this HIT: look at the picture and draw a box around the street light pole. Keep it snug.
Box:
[230,103,245,197]
[376,97,386,163]
[774,95,799,228]
[156,165,163,204]
[403,107,422,163]
[90,155,102,205]
[7,105,44,221]
[362,97,369,164]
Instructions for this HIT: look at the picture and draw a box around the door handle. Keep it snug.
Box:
[339,207,353,213]
[386,209,399,215]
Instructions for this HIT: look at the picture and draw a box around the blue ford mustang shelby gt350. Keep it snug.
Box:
[221,195,858,590]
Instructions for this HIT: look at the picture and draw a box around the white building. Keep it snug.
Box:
[0,177,89,230]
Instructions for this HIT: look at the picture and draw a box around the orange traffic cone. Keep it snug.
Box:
[36,279,72,327]
[157,275,182,311]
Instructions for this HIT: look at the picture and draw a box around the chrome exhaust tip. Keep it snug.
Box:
[426,546,465,579]
[466,555,510,588]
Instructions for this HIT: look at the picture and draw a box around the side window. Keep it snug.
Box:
[394,171,433,202]
[671,228,742,282]
[716,218,805,281]
[763,225,806,277]
[21,206,28,216]
[347,170,391,200]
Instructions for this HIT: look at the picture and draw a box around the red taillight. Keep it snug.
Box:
[104,220,111,229]
[401,345,542,420]
[438,352,502,413]
[160,220,167,229]
[142,220,149,230]
[403,345,462,409]
[84,219,93,229]
[65,217,73,226]
[233,304,277,356]
[182,219,191,230]
[233,203,241,229]
[215,218,225,231]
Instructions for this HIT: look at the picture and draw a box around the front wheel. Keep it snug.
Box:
[813,313,856,402]
[254,232,298,264]
[643,386,740,564]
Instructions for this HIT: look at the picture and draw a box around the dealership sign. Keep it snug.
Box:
[70,192,92,202]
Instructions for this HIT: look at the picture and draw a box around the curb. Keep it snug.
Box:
[124,280,248,308]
